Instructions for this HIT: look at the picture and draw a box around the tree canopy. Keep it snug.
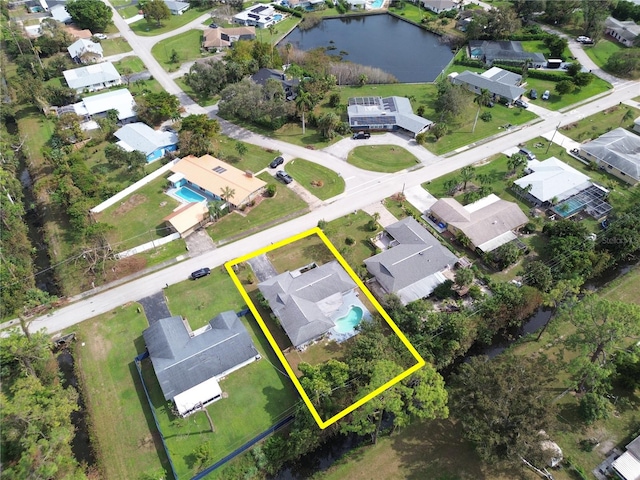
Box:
[66,0,112,31]
[143,0,171,26]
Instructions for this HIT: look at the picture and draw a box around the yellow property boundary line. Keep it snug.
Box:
[225,227,425,429]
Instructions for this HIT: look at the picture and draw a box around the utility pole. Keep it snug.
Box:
[546,121,561,154]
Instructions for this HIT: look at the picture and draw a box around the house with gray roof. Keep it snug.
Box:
[63,62,121,93]
[164,0,189,15]
[469,40,546,67]
[420,0,458,14]
[365,217,458,305]
[143,311,260,417]
[114,122,178,162]
[449,67,525,104]
[347,96,433,138]
[605,16,640,47]
[579,127,640,185]
[258,261,359,348]
[67,38,103,63]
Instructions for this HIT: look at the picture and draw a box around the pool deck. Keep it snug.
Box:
[328,290,372,343]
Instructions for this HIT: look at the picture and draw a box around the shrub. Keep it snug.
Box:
[317,219,327,229]
[579,393,612,424]
[367,219,377,231]
[480,111,492,122]
[432,279,454,300]
[345,236,356,246]
[522,222,536,234]
[328,92,341,108]
[266,184,277,197]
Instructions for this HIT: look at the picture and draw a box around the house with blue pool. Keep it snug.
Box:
[114,122,178,163]
[169,154,267,209]
[258,261,371,349]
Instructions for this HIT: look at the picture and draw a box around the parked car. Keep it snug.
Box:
[190,267,211,280]
[276,170,293,184]
[162,125,177,134]
[514,99,529,108]
[209,23,219,28]
[269,156,284,168]
[529,89,538,100]
[352,131,371,140]
[94,33,108,40]
[542,90,550,100]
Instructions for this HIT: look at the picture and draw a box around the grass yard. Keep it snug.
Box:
[216,136,280,173]
[208,172,308,243]
[602,264,640,305]
[131,7,210,36]
[164,267,245,330]
[347,145,420,172]
[175,75,219,107]
[266,234,334,274]
[523,75,612,111]
[141,311,299,480]
[73,305,169,480]
[152,30,213,71]
[113,56,146,74]
[285,158,346,200]
[96,175,180,251]
[321,210,380,270]
[100,37,133,56]
[583,39,626,69]
[520,40,572,61]
[560,104,640,143]
[260,16,300,44]
[118,4,141,19]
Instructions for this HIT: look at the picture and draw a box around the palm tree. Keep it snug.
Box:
[295,90,313,135]
[208,200,225,221]
[472,88,491,133]
[220,186,235,209]
[460,165,475,191]
[620,108,634,126]
[285,42,292,65]
[317,112,339,139]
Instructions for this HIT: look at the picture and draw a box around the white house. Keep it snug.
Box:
[63,62,121,93]
[421,0,458,14]
[50,4,72,23]
[233,3,278,28]
[69,88,137,125]
[164,0,189,15]
[67,38,103,63]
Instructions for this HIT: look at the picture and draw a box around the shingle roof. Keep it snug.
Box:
[453,69,525,101]
[514,157,592,203]
[469,40,546,65]
[164,0,189,11]
[63,62,121,90]
[202,26,255,48]
[364,217,457,299]
[143,312,258,401]
[258,261,356,347]
[605,17,640,41]
[581,128,640,182]
[347,96,433,135]
[114,122,177,156]
[430,194,528,251]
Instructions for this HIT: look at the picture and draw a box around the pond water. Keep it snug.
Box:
[279,14,454,83]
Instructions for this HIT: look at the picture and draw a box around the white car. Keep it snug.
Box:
[94,33,108,40]
[542,90,550,101]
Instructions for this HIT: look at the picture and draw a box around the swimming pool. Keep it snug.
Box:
[175,186,206,203]
[334,306,363,334]
[274,14,283,21]
[369,0,384,8]
[554,198,585,218]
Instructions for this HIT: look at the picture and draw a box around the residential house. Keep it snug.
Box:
[258,261,361,349]
[365,217,458,304]
[64,25,94,40]
[468,40,546,67]
[251,68,299,101]
[580,127,640,185]
[163,202,210,237]
[449,67,525,104]
[605,16,640,47]
[634,116,640,134]
[114,122,178,162]
[233,4,278,28]
[514,157,611,220]
[202,26,256,51]
[428,194,528,253]
[67,38,103,63]
[347,96,433,137]
[164,0,189,15]
[63,62,121,93]
[72,88,137,124]
[611,435,640,480]
[420,0,458,14]
[50,4,72,23]
[143,311,260,417]
[169,154,267,208]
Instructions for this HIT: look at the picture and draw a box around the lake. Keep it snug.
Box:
[279,14,454,83]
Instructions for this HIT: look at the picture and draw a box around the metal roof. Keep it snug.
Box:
[73,88,136,121]
[347,96,433,135]
[452,69,525,102]
[63,62,120,90]
[114,122,177,156]
[514,157,592,203]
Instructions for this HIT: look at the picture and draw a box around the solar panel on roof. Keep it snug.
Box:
[248,13,259,19]
[254,5,267,12]
[213,166,227,174]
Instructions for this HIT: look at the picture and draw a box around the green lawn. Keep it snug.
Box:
[131,7,210,36]
[523,75,612,111]
[321,210,381,271]
[72,305,169,480]
[266,234,334,274]
[559,104,640,143]
[583,38,626,69]
[260,16,300,44]
[347,145,420,172]
[216,136,279,173]
[175,75,219,107]
[119,4,141,19]
[100,37,133,56]
[520,40,572,61]
[165,267,245,330]
[602,264,640,305]
[208,172,308,243]
[96,175,181,251]
[151,29,213,71]
[285,158,346,200]
[113,56,146,74]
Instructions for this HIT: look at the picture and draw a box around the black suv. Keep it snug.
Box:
[269,156,284,168]
[190,267,211,280]
[276,170,293,184]
[529,89,538,100]
[352,131,371,140]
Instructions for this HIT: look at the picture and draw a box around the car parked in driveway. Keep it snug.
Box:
[352,131,371,140]
[94,33,108,40]
[269,156,284,168]
[542,90,550,100]
[190,267,211,280]
[514,99,529,108]
[276,170,293,184]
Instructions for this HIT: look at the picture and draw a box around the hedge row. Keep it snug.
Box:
[453,58,485,69]
[273,4,303,18]
[493,62,568,81]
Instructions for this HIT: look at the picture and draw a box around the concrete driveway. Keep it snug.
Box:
[138,291,171,325]
[185,229,215,256]
[247,254,278,282]
[404,185,437,214]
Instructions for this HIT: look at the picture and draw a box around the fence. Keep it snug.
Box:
[90,159,179,213]
[115,232,181,259]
